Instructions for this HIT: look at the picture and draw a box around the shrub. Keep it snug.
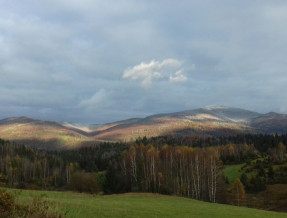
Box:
[70,172,99,194]
[0,189,15,217]
[0,189,63,218]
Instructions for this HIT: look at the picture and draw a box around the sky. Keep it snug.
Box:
[1,0,287,123]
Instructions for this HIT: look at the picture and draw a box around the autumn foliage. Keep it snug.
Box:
[122,144,222,202]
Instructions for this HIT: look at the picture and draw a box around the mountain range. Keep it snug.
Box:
[1,106,287,149]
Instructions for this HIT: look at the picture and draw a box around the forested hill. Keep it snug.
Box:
[1,106,287,149]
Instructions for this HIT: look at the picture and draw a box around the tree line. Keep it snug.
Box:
[0,139,127,190]
[137,133,287,152]
[0,134,286,206]
[121,144,221,202]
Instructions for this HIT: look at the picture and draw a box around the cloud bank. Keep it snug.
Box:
[0,1,287,123]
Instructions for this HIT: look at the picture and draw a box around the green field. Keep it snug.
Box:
[224,163,245,183]
[7,189,287,218]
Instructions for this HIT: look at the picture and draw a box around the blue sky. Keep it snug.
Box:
[1,0,287,123]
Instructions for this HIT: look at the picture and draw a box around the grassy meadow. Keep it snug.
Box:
[224,163,245,183]
[6,189,286,218]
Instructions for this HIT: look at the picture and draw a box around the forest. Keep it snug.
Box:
[0,134,286,211]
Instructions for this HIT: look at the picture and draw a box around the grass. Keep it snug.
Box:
[6,189,287,218]
[224,163,245,183]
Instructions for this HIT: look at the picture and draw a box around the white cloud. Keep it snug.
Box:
[169,70,187,83]
[123,59,186,87]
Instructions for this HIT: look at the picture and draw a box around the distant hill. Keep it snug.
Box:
[250,112,287,134]
[1,106,287,149]
[0,116,95,149]
[89,106,260,140]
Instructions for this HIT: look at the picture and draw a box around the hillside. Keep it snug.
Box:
[13,190,287,218]
[250,112,287,134]
[0,117,94,149]
[1,106,287,148]
[89,106,287,140]
[90,106,260,141]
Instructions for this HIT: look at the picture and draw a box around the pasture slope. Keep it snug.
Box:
[13,189,287,218]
